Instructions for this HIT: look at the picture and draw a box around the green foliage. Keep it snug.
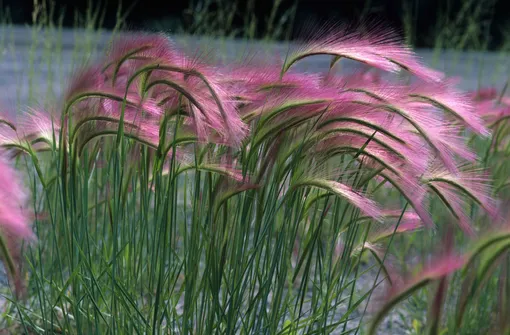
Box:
[144,0,299,41]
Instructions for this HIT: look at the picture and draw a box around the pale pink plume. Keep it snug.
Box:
[409,81,489,136]
[287,27,400,73]
[314,131,428,181]
[287,24,443,82]
[381,209,423,228]
[321,179,383,220]
[387,253,465,299]
[333,77,480,165]
[66,61,163,125]
[18,108,61,147]
[223,63,322,97]
[0,151,35,298]
[318,103,431,173]
[107,39,249,146]
[64,65,108,102]
[375,42,444,82]
[106,34,183,67]
[239,88,337,132]
[426,182,476,236]
[150,71,247,145]
[296,178,382,220]
[329,79,469,170]
[184,66,248,145]
[381,169,435,228]
[386,100,470,172]
[368,211,424,242]
[424,165,498,221]
[432,123,477,163]
[98,95,163,121]
[0,122,21,148]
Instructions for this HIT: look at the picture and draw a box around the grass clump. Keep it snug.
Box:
[0,15,508,335]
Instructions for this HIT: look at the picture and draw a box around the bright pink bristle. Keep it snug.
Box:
[425,165,498,220]
[409,81,489,136]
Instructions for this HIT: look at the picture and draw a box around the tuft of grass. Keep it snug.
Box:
[1,1,510,333]
[0,19,504,334]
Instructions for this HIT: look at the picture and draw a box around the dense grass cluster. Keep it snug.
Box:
[0,23,509,334]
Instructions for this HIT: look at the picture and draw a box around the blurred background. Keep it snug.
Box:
[0,0,508,50]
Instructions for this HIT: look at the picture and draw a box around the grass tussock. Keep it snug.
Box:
[0,4,510,334]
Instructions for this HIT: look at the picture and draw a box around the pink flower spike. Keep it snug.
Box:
[287,27,400,73]
[387,254,465,300]
[369,211,424,242]
[200,164,247,183]
[381,170,435,229]
[425,165,498,221]
[106,34,181,65]
[382,210,423,228]
[296,178,382,221]
[377,45,444,82]
[428,183,476,236]
[0,153,34,241]
[64,65,106,102]
[18,108,61,145]
[287,23,443,82]
[409,81,489,136]
[0,150,35,298]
